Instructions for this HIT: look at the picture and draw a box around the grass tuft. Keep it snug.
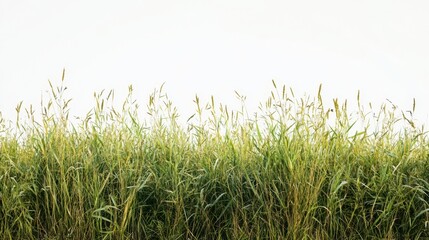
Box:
[1,76,429,239]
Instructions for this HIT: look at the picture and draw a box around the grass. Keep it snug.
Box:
[1,72,429,239]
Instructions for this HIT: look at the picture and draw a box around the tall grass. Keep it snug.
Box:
[1,73,429,239]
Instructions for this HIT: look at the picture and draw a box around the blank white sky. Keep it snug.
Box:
[1,0,428,126]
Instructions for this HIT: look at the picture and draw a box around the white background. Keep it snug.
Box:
[1,0,428,126]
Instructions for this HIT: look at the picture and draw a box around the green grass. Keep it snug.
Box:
[1,74,429,239]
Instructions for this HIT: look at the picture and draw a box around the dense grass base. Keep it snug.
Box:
[1,79,429,239]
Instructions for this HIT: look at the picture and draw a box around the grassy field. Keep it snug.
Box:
[1,76,429,239]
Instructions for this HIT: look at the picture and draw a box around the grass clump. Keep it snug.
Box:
[1,73,429,239]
